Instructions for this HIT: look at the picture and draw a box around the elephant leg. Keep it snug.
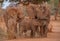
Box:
[40,26,44,37]
[31,28,33,38]
[19,26,24,38]
[43,25,48,37]
[31,29,35,38]
[31,26,36,38]
[36,26,41,37]
[42,20,48,37]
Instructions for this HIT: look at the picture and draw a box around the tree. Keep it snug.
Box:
[30,0,50,4]
[38,0,50,3]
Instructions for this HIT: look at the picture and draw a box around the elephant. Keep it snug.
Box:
[4,6,18,39]
[17,3,41,38]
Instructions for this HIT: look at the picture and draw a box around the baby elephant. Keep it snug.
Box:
[19,16,41,38]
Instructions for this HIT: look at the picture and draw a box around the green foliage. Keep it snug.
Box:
[38,0,50,3]
[54,0,59,7]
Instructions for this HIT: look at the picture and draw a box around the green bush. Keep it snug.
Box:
[38,0,50,3]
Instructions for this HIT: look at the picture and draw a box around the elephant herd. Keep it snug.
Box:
[0,1,50,39]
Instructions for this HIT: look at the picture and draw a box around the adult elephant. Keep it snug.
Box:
[4,6,18,39]
[37,3,50,37]
[17,1,41,38]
